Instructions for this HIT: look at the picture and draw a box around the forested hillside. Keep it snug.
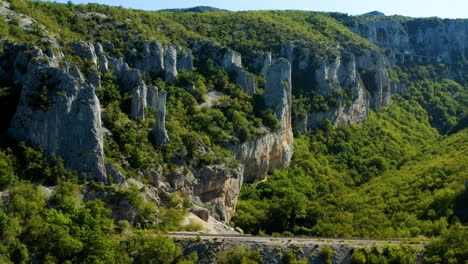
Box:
[0,0,466,263]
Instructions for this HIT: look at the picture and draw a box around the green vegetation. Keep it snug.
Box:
[0,142,77,187]
[319,246,333,264]
[396,65,467,134]
[217,246,262,264]
[233,85,467,238]
[0,149,16,189]
[2,0,375,57]
[281,249,308,264]
[0,181,195,263]
[424,224,468,264]
[160,6,229,13]
[350,246,415,264]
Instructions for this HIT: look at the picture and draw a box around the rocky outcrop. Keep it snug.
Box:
[97,54,109,73]
[192,40,256,95]
[250,52,272,76]
[264,58,292,127]
[128,41,194,80]
[281,41,295,64]
[229,58,293,182]
[176,45,194,71]
[191,205,210,221]
[146,85,159,110]
[133,41,165,77]
[277,41,389,132]
[71,41,97,66]
[164,160,244,223]
[234,68,256,95]
[314,56,342,96]
[152,90,169,145]
[120,68,144,92]
[105,162,127,185]
[87,71,101,88]
[311,52,370,126]
[192,165,244,222]
[307,85,369,128]
[354,50,392,109]
[131,85,147,120]
[349,19,468,63]
[164,46,178,82]
[6,45,107,183]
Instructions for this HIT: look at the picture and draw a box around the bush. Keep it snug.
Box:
[424,224,468,264]
[127,234,181,264]
[0,149,17,189]
[217,246,262,264]
[319,246,333,264]
[350,250,366,264]
[182,220,203,232]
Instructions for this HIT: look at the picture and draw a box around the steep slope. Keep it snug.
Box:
[0,1,466,262]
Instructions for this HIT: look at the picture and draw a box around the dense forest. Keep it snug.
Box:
[0,0,467,263]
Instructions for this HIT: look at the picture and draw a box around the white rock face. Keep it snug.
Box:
[281,44,376,131]
[105,163,127,185]
[192,165,244,223]
[152,90,169,145]
[313,52,371,121]
[222,49,242,70]
[146,85,159,110]
[315,56,342,96]
[308,84,369,128]
[131,85,147,120]
[261,52,272,76]
[134,41,165,77]
[229,58,293,182]
[176,46,194,71]
[281,41,295,64]
[350,19,468,63]
[164,46,178,83]
[192,40,256,95]
[71,41,98,66]
[8,45,107,183]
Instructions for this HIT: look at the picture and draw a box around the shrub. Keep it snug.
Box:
[127,234,181,264]
[0,149,17,189]
[217,246,262,264]
[319,246,333,264]
[350,250,366,264]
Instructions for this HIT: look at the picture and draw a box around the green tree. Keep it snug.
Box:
[0,150,17,189]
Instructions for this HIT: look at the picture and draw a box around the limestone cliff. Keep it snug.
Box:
[166,164,244,223]
[229,58,294,182]
[4,44,107,183]
[280,42,389,132]
[192,40,256,95]
[349,18,468,63]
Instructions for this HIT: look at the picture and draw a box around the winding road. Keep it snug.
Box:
[168,233,426,249]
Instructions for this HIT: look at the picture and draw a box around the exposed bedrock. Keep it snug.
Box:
[192,40,256,95]
[349,19,468,63]
[229,58,293,182]
[5,44,107,183]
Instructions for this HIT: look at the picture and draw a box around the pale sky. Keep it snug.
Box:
[41,0,467,19]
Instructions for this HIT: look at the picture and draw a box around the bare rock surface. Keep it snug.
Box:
[7,44,107,183]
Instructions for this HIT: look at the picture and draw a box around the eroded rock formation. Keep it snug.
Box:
[5,44,107,183]
[192,40,256,95]
[229,58,294,182]
[349,19,468,64]
[164,46,178,83]
[152,90,169,145]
